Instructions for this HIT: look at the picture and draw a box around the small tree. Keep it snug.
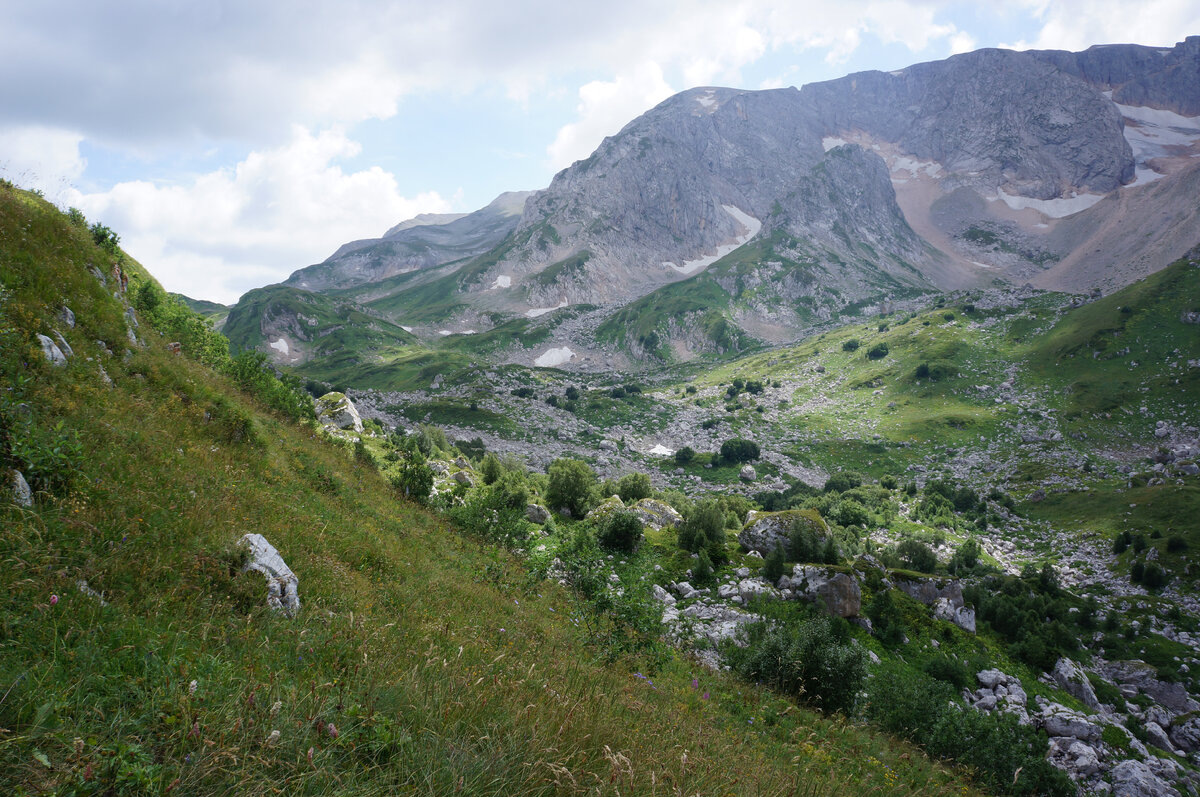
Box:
[719,438,760,463]
[596,509,644,554]
[546,458,597,517]
[480,453,502,485]
[762,545,787,583]
[896,539,937,573]
[615,472,652,503]
[678,499,729,565]
[674,446,695,465]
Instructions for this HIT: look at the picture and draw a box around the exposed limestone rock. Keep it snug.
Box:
[586,495,625,523]
[58,306,75,328]
[453,470,474,487]
[37,333,67,366]
[1099,660,1200,716]
[780,565,861,618]
[933,596,976,633]
[239,533,300,617]
[1037,702,1103,742]
[739,509,826,556]
[739,464,756,481]
[629,498,682,530]
[1170,715,1200,753]
[525,503,551,524]
[10,470,32,507]
[1053,657,1102,710]
[315,392,363,433]
[1110,759,1181,797]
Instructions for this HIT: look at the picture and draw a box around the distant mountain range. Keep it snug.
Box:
[219,36,1200,373]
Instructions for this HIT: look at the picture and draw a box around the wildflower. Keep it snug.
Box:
[326,722,339,739]
[307,747,314,765]
[270,700,282,716]
[73,738,84,755]
[188,680,198,695]
[691,678,699,690]
[189,721,200,739]
[702,692,710,700]
[50,594,59,605]
[266,729,280,746]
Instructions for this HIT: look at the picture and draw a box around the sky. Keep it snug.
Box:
[2,1,1198,304]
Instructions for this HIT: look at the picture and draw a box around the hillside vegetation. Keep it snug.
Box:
[0,185,990,793]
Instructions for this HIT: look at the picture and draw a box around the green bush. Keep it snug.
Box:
[864,663,1073,796]
[389,451,433,503]
[726,615,866,714]
[674,446,695,465]
[449,485,532,549]
[678,499,729,565]
[895,539,937,573]
[866,342,889,360]
[596,509,644,554]
[614,472,652,503]
[480,452,502,485]
[842,339,860,352]
[762,545,787,583]
[921,654,973,690]
[823,471,863,493]
[719,438,760,463]
[545,457,597,517]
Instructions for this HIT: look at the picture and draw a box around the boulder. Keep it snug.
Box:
[58,306,75,328]
[934,597,976,633]
[37,333,67,366]
[598,439,618,452]
[429,460,449,475]
[53,330,74,359]
[239,533,300,617]
[525,503,552,524]
[1100,660,1200,715]
[315,392,363,432]
[739,509,826,556]
[586,495,626,523]
[739,465,756,481]
[1169,715,1200,753]
[896,577,964,609]
[737,578,778,603]
[652,584,676,605]
[629,498,683,530]
[1144,721,1178,754]
[977,669,1010,690]
[452,470,474,487]
[1110,759,1181,797]
[1052,657,1102,710]
[10,470,33,507]
[786,565,861,618]
[1037,703,1102,742]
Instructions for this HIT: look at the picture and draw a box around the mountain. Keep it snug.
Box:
[226,37,1200,372]
[281,191,532,292]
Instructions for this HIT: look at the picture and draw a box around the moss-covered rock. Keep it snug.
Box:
[739,509,827,556]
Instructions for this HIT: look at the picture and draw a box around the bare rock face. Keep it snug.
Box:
[1170,715,1200,754]
[1110,759,1182,797]
[239,533,300,617]
[739,509,826,556]
[525,503,551,524]
[315,392,363,433]
[780,565,861,618]
[10,470,33,507]
[629,498,682,530]
[1053,657,1102,711]
[37,333,67,366]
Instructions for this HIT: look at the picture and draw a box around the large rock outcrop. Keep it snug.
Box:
[239,533,300,617]
[315,392,363,433]
[739,509,826,556]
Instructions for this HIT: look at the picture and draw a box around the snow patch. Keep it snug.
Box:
[648,444,674,456]
[888,69,906,77]
[996,187,1102,218]
[525,300,568,318]
[1035,223,1050,229]
[664,205,762,276]
[1129,166,1166,187]
[969,261,994,269]
[1116,102,1200,166]
[891,156,942,178]
[491,274,512,289]
[822,136,848,152]
[695,90,718,110]
[437,330,452,336]
[268,338,289,356]
[534,346,575,367]
[401,326,413,333]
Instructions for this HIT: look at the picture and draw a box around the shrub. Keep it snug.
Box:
[389,451,433,503]
[615,471,652,503]
[726,615,867,714]
[762,545,787,583]
[842,339,860,352]
[674,446,695,465]
[596,509,644,554]
[545,457,597,517]
[823,471,863,493]
[449,485,532,549]
[896,539,937,573]
[879,474,898,490]
[1166,535,1187,553]
[719,438,760,463]
[480,452,502,485]
[564,386,580,401]
[678,499,729,565]
[948,538,982,575]
[922,654,973,690]
[866,342,889,360]
[830,498,869,528]
[866,589,906,647]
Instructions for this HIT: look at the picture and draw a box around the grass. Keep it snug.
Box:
[0,181,991,795]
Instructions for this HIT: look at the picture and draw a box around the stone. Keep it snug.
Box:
[977,669,1009,689]
[525,503,551,524]
[739,509,826,556]
[1110,759,1181,797]
[599,439,618,452]
[429,460,449,475]
[58,306,75,328]
[1053,657,1102,710]
[934,596,976,633]
[586,495,625,523]
[453,470,474,487]
[629,498,683,530]
[652,584,676,605]
[1170,715,1200,753]
[315,392,363,432]
[787,566,861,618]
[1100,660,1200,715]
[10,470,33,507]
[239,533,300,617]
[737,578,778,602]
[1038,703,1102,742]
[739,464,756,481]
[1144,721,1177,754]
[1066,740,1101,776]
[37,333,67,366]
[454,456,469,468]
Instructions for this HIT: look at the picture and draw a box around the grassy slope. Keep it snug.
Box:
[0,185,983,794]
[169,293,229,327]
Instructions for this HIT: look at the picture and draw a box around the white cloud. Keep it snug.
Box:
[1001,0,1200,51]
[64,127,451,304]
[548,62,675,170]
[0,126,86,199]
[948,31,978,56]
